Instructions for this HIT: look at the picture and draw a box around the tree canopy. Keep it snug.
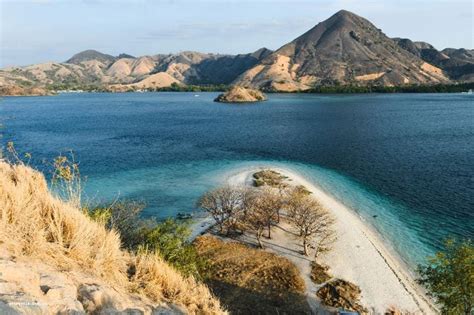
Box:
[418,239,473,315]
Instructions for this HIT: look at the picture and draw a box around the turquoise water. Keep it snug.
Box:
[2,92,473,267]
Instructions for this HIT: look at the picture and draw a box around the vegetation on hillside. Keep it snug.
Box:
[303,82,474,94]
[156,82,228,92]
[418,239,473,315]
[39,81,474,94]
[89,204,208,278]
[0,150,224,314]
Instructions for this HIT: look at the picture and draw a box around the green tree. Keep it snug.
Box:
[88,203,207,279]
[418,239,473,315]
[140,219,208,278]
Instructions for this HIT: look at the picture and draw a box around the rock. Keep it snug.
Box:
[214,86,267,103]
[0,254,182,315]
[316,278,368,314]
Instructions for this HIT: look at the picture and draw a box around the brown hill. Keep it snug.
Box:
[0,49,272,94]
[234,10,450,91]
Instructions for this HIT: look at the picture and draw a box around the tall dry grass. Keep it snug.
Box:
[0,161,225,314]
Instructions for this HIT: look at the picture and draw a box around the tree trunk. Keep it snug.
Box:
[256,230,264,248]
[314,247,319,259]
[303,238,309,256]
[267,223,271,239]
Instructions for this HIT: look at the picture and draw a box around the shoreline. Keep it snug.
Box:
[191,165,437,314]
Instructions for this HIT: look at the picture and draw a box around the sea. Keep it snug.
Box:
[2,92,473,267]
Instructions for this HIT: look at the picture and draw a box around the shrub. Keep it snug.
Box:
[139,219,209,278]
[418,239,473,315]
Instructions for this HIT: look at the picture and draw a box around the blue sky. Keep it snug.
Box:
[1,0,472,67]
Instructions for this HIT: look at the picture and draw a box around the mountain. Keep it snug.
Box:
[234,10,450,91]
[66,49,116,65]
[0,48,272,91]
[393,38,474,82]
[1,10,472,94]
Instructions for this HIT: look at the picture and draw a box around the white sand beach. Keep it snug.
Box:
[193,166,437,314]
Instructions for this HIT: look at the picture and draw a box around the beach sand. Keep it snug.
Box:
[192,166,437,314]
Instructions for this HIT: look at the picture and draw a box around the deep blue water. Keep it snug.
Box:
[1,92,473,266]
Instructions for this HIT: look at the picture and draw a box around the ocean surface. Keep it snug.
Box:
[1,92,473,267]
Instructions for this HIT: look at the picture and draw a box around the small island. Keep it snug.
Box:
[214,86,267,103]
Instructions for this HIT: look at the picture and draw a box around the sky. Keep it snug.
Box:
[1,0,473,67]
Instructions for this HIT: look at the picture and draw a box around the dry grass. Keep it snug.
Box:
[252,169,287,188]
[0,161,225,314]
[194,235,311,314]
[130,251,223,314]
[310,262,331,284]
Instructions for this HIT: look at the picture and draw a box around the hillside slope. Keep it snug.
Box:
[394,38,474,82]
[0,49,271,92]
[1,10,472,94]
[234,10,450,91]
[0,161,225,314]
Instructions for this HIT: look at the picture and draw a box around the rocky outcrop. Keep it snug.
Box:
[214,86,267,103]
[0,249,182,314]
[316,279,368,314]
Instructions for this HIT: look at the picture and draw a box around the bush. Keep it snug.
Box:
[418,239,473,315]
[89,204,207,278]
[252,170,287,188]
[139,219,209,278]
[88,201,145,249]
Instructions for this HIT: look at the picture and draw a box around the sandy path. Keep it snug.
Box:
[191,166,437,314]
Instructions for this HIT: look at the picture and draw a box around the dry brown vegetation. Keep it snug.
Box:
[194,235,311,314]
[310,262,332,284]
[0,161,224,314]
[252,169,287,188]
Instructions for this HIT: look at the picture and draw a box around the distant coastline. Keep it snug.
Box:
[2,10,472,97]
[2,82,474,97]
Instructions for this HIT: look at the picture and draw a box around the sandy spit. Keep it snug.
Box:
[191,166,437,314]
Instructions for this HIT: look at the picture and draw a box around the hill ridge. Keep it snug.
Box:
[1,10,472,94]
